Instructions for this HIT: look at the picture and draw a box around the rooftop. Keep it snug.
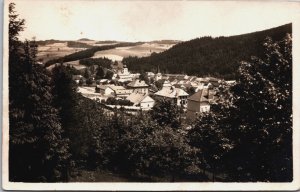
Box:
[127,80,149,87]
[127,92,153,105]
[154,86,189,98]
[188,88,216,102]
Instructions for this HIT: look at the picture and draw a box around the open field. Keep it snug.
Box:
[37,41,119,63]
[92,42,176,61]
[37,42,87,63]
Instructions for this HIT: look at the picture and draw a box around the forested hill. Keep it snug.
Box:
[122,23,292,80]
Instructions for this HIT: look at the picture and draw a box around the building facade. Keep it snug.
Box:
[186,88,215,120]
[127,80,149,94]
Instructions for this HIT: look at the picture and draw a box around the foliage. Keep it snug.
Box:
[188,35,293,182]
[83,68,91,79]
[123,24,291,79]
[95,66,105,80]
[151,99,182,129]
[225,34,293,181]
[104,70,114,80]
[9,12,70,181]
[104,97,134,106]
[9,3,70,182]
[186,86,196,95]
[120,116,200,179]
[188,110,233,180]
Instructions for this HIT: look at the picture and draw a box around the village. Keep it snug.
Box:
[73,61,235,120]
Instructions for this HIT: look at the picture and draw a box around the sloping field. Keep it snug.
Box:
[37,42,87,63]
[92,43,176,61]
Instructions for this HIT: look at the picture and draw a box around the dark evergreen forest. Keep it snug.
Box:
[123,24,291,79]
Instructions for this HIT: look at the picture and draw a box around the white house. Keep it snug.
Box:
[154,86,189,106]
[96,85,114,96]
[186,88,215,120]
[126,92,155,109]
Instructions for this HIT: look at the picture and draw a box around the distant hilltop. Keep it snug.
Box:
[77,38,94,41]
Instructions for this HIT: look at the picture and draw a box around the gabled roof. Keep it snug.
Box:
[96,85,111,90]
[108,85,126,91]
[188,89,215,102]
[162,80,172,87]
[127,80,149,87]
[127,92,154,105]
[154,86,189,98]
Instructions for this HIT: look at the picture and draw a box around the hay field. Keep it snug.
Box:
[92,43,176,61]
[37,42,87,63]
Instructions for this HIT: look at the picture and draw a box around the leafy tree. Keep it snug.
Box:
[83,68,91,79]
[188,111,233,181]
[9,7,70,181]
[151,99,181,129]
[95,66,105,80]
[117,114,201,181]
[104,70,114,80]
[186,86,196,95]
[225,34,293,181]
[154,80,163,90]
[139,72,150,84]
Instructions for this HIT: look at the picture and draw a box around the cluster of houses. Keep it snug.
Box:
[75,63,231,120]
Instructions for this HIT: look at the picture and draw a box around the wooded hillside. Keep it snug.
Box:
[123,24,292,79]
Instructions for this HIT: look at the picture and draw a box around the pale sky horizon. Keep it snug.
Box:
[10,0,300,42]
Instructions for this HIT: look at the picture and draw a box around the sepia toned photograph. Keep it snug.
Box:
[2,0,300,190]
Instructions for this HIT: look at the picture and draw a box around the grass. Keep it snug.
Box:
[92,43,176,61]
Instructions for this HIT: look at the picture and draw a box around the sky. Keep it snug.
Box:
[10,0,300,42]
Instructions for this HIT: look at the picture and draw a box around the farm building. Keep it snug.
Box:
[126,92,155,109]
[96,85,114,96]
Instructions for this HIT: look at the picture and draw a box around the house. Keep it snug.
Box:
[96,85,114,96]
[126,92,155,109]
[154,86,189,106]
[186,88,216,120]
[127,80,149,94]
[109,85,133,98]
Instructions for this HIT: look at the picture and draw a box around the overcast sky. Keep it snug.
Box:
[11,0,300,42]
